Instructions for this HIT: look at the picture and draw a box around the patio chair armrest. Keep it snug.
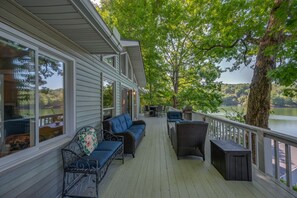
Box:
[132,120,146,126]
[102,130,124,143]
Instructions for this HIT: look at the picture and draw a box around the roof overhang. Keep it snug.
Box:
[15,0,122,54]
[121,40,146,87]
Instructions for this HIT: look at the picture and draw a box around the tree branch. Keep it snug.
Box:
[200,39,241,51]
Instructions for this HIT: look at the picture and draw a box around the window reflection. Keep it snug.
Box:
[120,54,126,76]
[122,87,132,115]
[38,54,64,142]
[103,78,114,120]
[0,36,35,157]
[103,56,115,68]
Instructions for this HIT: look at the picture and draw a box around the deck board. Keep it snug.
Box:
[99,117,296,198]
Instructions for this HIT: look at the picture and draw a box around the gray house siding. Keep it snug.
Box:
[0,1,104,197]
[76,61,101,128]
[0,144,65,198]
[0,1,142,197]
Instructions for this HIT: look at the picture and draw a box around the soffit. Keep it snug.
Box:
[15,0,122,54]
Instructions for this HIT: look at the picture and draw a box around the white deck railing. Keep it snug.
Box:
[39,113,63,127]
[191,111,297,189]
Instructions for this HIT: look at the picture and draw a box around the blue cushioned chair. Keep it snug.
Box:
[167,111,183,136]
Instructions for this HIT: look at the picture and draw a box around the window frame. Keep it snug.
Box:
[102,75,116,121]
[0,22,76,168]
[102,55,116,68]
[120,53,127,76]
[37,52,66,143]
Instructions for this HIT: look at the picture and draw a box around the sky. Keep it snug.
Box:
[217,62,254,84]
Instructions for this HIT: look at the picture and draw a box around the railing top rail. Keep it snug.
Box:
[193,111,297,147]
[168,107,182,112]
[39,113,63,118]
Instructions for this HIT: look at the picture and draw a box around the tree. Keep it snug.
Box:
[191,0,297,128]
[98,0,297,122]
[98,0,222,112]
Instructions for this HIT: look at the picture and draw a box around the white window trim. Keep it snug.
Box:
[121,52,133,82]
[102,75,116,121]
[120,53,128,77]
[102,54,117,68]
[0,22,76,171]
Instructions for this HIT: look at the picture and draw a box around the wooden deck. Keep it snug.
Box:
[98,117,296,198]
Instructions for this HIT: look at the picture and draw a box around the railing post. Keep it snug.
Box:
[257,129,273,174]
[285,144,292,188]
[274,140,280,180]
[257,130,266,173]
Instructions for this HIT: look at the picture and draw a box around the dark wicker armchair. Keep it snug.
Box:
[171,121,208,160]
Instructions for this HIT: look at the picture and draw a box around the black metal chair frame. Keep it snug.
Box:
[61,126,124,198]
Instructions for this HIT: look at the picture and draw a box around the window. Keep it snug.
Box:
[128,63,132,80]
[0,36,36,157]
[133,90,137,119]
[0,35,68,157]
[38,54,64,142]
[120,54,126,76]
[102,78,114,120]
[121,87,132,115]
[103,56,115,68]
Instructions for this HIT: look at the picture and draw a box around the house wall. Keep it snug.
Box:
[0,1,140,197]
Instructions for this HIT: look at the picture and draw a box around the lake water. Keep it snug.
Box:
[216,107,297,137]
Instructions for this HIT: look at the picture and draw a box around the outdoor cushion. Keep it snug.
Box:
[129,129,143,143]
[90,150,113,167]
[111,118,124,133]
[128,125,145,133]
[78,127,98,156]
[167,111,182,119]
[168,118,183,122]
[124,113,133,128]
[95,141,122,151]
[118,115,128,131]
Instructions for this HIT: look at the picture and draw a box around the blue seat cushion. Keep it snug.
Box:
[69,150,112,169]
[167,118,183,122]
[127,125,145,143]
[111,118,124,133]
[90,150,113,167]
[124,114,133,128]
[167,111,182,119]
[118,115,128,131]
[95,141,122,151]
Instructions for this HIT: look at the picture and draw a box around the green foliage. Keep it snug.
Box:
[293,184,297,192]
[221,84,297,107]
[222,107,245,123]
[39,89,63,109]
[280,178,287,185]
[97,0,297,118]
[280,178,297,192]
[98,0,223,112]
[268,63,297,97]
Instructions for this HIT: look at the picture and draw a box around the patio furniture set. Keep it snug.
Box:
[61,113,146,197]
[167,111,252,181]
[61,111,252,197]
[167,111,208,160]
[144,105,166,117]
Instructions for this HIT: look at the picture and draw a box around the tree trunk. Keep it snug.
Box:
[245,0,285,128]
[172,69,179,108]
